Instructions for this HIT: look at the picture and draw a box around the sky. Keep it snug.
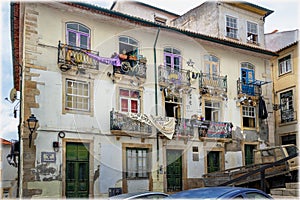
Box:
[1,0,299,141]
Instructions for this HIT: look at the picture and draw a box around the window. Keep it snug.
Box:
[280,90,294,123]
[126,148,148,178]
[66,22,90,49]
[278,55,292,75]
[241,62,255,95]
[65,79,90,112]
[119,36,138,58]
[120,89,140,113]
[226,15,238,39]
[242,106,256,128]
[247,21,258,44]
[192,146,199,161]
[204,55,219,78]
[164,47,181,72]
[205,101,220,122]
[244,192,269,199]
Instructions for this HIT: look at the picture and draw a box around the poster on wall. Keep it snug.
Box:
[41,152,56,163]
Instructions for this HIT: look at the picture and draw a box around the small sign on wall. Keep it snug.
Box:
[41,152,56,163]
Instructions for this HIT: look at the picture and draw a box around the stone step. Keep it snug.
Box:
[270,188,299,197]
[286,182,299,189]
[271,195,299,199]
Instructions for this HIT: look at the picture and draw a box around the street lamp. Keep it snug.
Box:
[27,114,38,147]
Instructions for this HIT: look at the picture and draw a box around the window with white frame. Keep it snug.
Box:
[120,89,140,113]
[126,148,149,178]
[226,16,238,39]
[119,36,138,58]
[66,22,90,49]
[205,101,221,122]
[204,55,219,78]
[280,90,294,123]
[242,106,256,128]
[247,21,258,44]
[278,55,292,75]
[65,79,90,112]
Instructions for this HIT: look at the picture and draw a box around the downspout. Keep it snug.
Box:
[153,27,160,180]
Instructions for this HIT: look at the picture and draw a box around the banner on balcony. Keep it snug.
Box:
[126,113,176,139]
[207,122,231,138]
[148,115,176,140]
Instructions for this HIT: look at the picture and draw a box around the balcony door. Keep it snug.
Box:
[241,63,255,96]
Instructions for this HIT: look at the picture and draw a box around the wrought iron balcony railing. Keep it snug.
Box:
[237,78,262,96]
[158,65,191,88]
[199,73,227,93]
[173,118,232,139]
[279,109,297,124]
[58,41,99,70]
[198,121,232,139]
[113,57,147,79]
[110,110,152,136]
[174,118,194,137]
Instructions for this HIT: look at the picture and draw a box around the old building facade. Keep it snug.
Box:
[11,1,277,198]
[266,30,299,146]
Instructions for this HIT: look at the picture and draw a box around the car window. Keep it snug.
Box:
[131,194,167,199]
[142,194,168,199]
[232,195,244,199]
[244,192,269,199]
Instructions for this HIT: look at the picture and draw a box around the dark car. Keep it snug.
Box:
[109,191,169,199]
[167,186,273,199]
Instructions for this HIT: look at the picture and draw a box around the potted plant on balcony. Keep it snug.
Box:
[119,49,128,60]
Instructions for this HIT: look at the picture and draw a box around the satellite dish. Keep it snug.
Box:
[9,88,17,103]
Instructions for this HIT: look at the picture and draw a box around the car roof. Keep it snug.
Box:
[167,187,268,199]
[109,191,168,199]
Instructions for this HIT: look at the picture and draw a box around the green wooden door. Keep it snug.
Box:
[207,151,220,173]
[66,143,89,198]
[166,150,182,192]
[245,144,256,166]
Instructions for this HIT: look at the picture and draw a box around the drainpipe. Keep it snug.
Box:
[153,27,160,180]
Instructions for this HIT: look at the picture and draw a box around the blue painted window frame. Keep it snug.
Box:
[241,63,255,95]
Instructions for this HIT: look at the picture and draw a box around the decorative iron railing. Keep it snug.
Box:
[174,118,232,139]
[280,109,297,123]
[237,78,262,96]
[198,121,232,139]
[57,41,99,70]
[174,118,194,137]
[199,73,227,93]
[113,57,147,79]
[158,65,191,88]
[110,110,152,135]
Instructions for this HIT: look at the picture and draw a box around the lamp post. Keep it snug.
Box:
[27,114,38,148]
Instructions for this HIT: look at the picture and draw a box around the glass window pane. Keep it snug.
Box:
[79,25,89,33]
[120,89,130,97]
[68,31,77,46]
[67,23,78,30]
[80,35,88,49]
[121,99,128,112]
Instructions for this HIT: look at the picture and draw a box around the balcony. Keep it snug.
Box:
[110,110,152,137]
[57,41,99,71]
[198,121,232,139]
[199,73,227,94]
[279,109,297,124]
[173,118,232,140]
[174,118,194,138]
[158,65,191,89]
[237,78,262,97]
[113,56,147,79]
